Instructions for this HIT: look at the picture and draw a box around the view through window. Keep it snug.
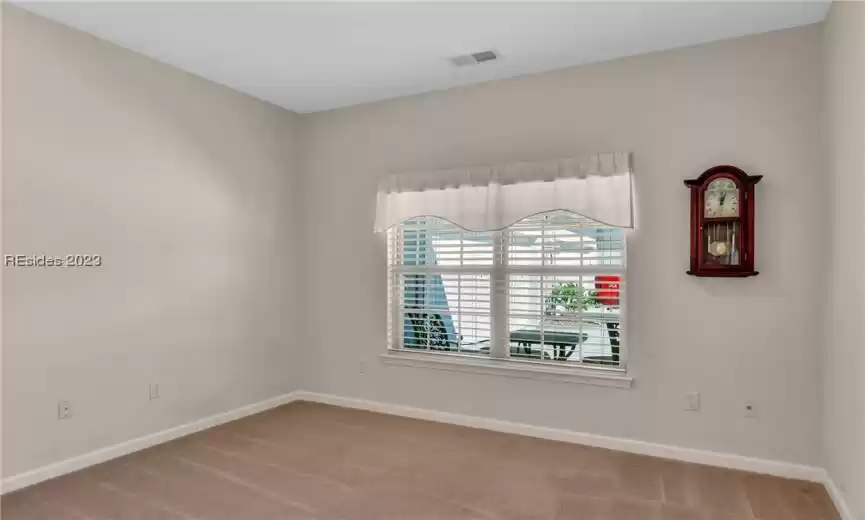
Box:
[387,211,625,368]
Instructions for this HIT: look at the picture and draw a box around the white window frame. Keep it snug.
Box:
[383,217,633,389]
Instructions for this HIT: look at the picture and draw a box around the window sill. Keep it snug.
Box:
[380,350,633,389]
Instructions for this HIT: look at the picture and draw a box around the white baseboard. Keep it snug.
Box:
[1,392,298,494]
[3,389,845,520]
[824,475,856,520]
[293,391,825,483]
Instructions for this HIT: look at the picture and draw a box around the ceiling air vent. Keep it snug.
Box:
[450,50,500,67]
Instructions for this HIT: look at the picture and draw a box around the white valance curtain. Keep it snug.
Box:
[374,152,634,232]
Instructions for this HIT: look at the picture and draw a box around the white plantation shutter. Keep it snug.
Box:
[504,213,624,366]
[387,211,626,369]
[387,218,495,355]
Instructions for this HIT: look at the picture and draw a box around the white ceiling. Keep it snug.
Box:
[17,2,829,113]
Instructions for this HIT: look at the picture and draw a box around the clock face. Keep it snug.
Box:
[704,178,740,218]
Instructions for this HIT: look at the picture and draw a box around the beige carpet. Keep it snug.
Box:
[1,401,839,520]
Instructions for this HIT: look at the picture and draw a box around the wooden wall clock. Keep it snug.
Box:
[685,165,762,277]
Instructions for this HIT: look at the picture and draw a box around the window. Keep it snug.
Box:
[387,211,625,370]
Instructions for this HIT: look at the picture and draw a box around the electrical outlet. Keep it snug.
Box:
[744,401,758,418]
[149,383,160,400]
[685,392,701,412]
[57,400,73,419]
[358,361,367,374]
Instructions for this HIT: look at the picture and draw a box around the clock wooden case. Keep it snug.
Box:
[685,165,762,277]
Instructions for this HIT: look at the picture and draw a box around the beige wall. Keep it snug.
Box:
[2,7,300,477]
[824,3,865,518]
[0,3,839,484]
[300,25,825,465]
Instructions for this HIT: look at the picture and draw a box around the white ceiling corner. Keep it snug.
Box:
[16,1,830,113]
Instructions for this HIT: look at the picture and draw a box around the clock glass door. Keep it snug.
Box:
[704,220,741,266]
